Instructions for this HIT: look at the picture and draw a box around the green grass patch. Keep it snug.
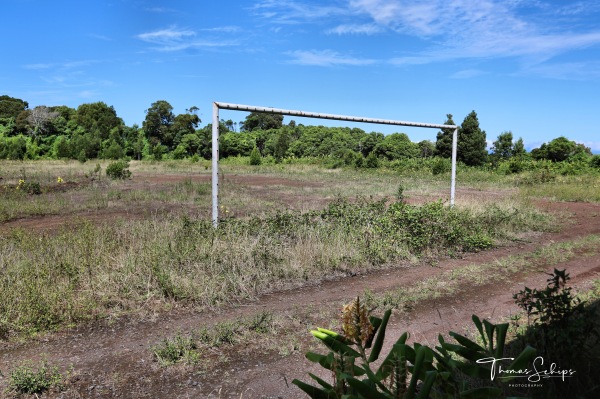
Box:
[0,197,552,337]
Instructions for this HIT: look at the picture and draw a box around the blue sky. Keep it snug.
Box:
[2,0,600,151]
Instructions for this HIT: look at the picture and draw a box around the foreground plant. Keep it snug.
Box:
[293,296,536,398]
[7,360,66,395]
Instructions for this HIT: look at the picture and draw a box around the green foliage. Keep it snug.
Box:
[435,114,456,158]
[513,269,597,360]
[294,297,535,399]
[105,160,132,179]
[17,179,42,195]
[241,112,284,131]
[8,360,65,395]
[458,111,487,166]
[152,333,199,366]
[75,102,123,141]
[512,269,600,398]
[431,157,451,175]
[531,136,592,162]
[374,133,419,160]
[249,146,262,165]
[0,95,29,121]
[365,152,379,168]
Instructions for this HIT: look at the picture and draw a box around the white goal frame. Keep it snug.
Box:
[212,102,458,227]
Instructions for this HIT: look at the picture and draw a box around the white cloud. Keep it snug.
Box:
[326,24,382,35]
[286,49,376,66]
[348,0,600,64]
[252,0,350,24]
[136,26,238,52]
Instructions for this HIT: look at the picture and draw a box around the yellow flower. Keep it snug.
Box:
[57,177,64,183]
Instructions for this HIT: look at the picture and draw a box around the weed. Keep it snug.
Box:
[8,360,66,395]
[152,333,199,366]
[106,160,132,179]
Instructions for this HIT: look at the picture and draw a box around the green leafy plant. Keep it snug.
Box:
[249,146,262,166]
[105,160,132,179]
[293,297,536,399]
[8,360,65,395]
[152,333,199,366]
[16,179,41,195]
[512,269,600,397]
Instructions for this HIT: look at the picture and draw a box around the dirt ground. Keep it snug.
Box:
[1,174,599,398]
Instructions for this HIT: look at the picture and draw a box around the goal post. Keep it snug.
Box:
[212,101,458,226]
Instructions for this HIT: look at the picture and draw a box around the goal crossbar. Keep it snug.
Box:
[212,102,458,226]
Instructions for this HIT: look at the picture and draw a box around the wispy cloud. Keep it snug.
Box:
[201,26,242,33]
[349,0,600,63]
[326,24,382,35]
[252,0,350,24]
[136,26,239,52]
[286,49,376,66]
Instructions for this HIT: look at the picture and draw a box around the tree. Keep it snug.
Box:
[273,128,291,161]
[491,131,514,160]
[532,136,591,162]
[418,140,436,158]
[374,133,419,160]
[435,114,456,158]
[171,109,201,148]
[241,112,283,132]
[27,106,59,138]
[458,111,487,166]
[0,95,28,120]
[249,146,262,165]
[513,138,526,157]
[75,102,123,140]
[144,100,175,149]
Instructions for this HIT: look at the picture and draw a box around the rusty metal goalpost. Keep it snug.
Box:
[212,102,458,227]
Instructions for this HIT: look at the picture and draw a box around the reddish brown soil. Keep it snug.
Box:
[0,178,599,398]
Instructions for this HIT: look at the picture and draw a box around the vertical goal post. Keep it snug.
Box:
[212,101,458,227]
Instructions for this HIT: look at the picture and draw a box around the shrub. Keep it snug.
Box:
[364,152,379,168]
[431,157,451,175]
[106,160,132,179]
[8,360,65,395]
[249,146,262,166]
[16,179,41,195]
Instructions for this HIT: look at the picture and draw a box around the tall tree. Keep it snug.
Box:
[458,111,487,166]
[241,112,283,132]
[75,102,123,140]
[491,131,514,160]
[513,137,526,157]
[0,95,29,119]
[171,107,201,148]
[143,100,175,149]
[435,114,456,158]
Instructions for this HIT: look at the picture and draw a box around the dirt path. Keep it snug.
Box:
[0,200,599,398]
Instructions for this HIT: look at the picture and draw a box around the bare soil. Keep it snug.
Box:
[1,174,600,398]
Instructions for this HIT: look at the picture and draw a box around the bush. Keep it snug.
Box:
[431,157,451,175]
[8,360,65,395]
[249,146,262,166]
[106,160,132,179]
[364,152,379,168]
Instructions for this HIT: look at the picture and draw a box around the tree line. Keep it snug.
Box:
[0,95,596,168]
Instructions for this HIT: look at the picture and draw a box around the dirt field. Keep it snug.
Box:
[1,171,599,398]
